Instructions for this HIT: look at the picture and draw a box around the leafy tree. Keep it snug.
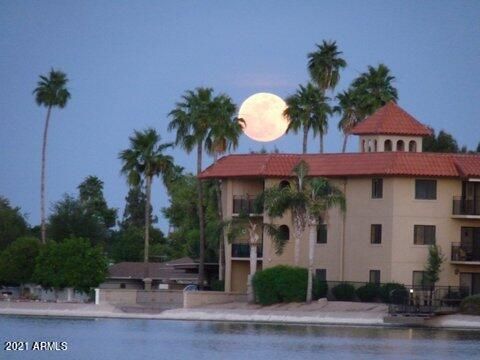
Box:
[48,194,108,246]
[262,161,345,302]
[120,186,156,230]
[169,87,236,287]
[119,128,174,263]
[423,130,459,153]
[33,237,107,294]
[0,237,40,286]
[476,142,480,153]
[0,196,30,251]
[110,226,167,262]
[284,83,332,154]
[78,176,117,229]
[424,245,445,288]
[33,69,71,244]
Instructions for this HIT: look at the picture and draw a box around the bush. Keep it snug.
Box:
[460,295,480,315]
[252,265,307,305]
[312,278,328,300]
[356,283,379,302]
[332,283,355,301]
[379,283,407,303]
[0,237,41,286]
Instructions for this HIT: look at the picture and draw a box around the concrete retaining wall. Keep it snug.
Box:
[183,291,248,308]
[136,290,183,309]
[97,289,138,305]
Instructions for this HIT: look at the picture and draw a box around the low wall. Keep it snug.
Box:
[97,289,138,305]
[136,290,183,309]
[183,291,248,309]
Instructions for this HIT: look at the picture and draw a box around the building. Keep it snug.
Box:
[199,102,480,295]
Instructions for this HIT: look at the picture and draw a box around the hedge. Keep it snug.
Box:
[332,283,355,301]
[312,278,328,300]
[379,283,407,303]
[355,283,379,302]
[460,295,480,315]
[252,265,307,305]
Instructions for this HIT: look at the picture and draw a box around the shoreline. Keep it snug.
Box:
[2,301,480,330]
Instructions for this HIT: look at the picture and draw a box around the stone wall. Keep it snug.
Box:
[183,291,247,308]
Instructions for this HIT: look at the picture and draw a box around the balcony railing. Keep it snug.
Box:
[231,243,263,258]
[451,242,480,262]
[233,195,262,214]
[452,196,480,216]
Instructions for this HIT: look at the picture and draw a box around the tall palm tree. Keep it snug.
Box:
[352,64,398,117]
[284,83,332,154]
[119,128,173,263]
[169,87,240,287]
[335,90,361,152]
[308,41,346,153]
[263,161,345,302]
[33,69,71,244]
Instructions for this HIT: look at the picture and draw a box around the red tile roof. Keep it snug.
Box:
[198,153,480,179]
[351,102,432,136]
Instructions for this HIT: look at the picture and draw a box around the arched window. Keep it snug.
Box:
[362,139,366,152]
[279,180,290,189]
[409,140,417,152]
[374,140,378,152]
[397,140,405,152]
[384,139,392,152]
[278,225,290,240]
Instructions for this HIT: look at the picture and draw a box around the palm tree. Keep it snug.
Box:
[284,83,332,154]
[119,128,173,263]
[263,161,345,302]
[308,41,346,153]
[169,87,240,287]
[335,90,361,152]
[352,64,398,117]
[33,69,71,244]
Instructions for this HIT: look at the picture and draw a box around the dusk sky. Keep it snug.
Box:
[1,1,479,231]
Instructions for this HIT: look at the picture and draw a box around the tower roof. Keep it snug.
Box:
[350,102,432,136]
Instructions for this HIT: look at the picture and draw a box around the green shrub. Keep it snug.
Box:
[312,278,328,300]
[252,265,307,305]
[211,279,224,291]
[356,283,379,302]
[379,283,407,303]
[332,283,355,301]
[460,295,480,315]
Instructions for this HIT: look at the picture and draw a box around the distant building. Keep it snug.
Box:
[199,102,480,294]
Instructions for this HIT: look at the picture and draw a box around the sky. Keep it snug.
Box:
[1,1,479,232]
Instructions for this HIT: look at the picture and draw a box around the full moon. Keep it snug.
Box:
[239,93,289,142]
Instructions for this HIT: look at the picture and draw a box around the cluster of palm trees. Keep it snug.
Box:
[285,41,398,154]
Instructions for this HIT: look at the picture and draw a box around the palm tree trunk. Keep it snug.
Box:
[306,221,316,302]
[40,106,52,244]
[197,142,206,289]
[212,151,224,282]
[144,175,152,263]
[247,244,257,302]
[341,134,349,153]
[302,127,308,154]
[319,134,324,154]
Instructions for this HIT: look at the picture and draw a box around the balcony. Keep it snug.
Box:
[232,195,262,215]
[451,243,480,264]
[231,243,263,259]
[452,196,480,219]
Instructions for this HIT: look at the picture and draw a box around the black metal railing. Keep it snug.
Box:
[451,242,480,262]
[453,196,480,216]
[231,243,263,258]
[233,195,262,214]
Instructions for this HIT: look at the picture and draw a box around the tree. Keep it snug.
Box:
[0,237,40,286]
[423,130,459,153]
[169,87,236,287]
[120,186,156,230]
[0,196,30,251]
[33,237,107,294]
[119,128,174,263]
[424,245,445,288]
[476,142,480,153]
[78,176,117,229]
[335,90,361,152]
[33,69,71,244]
[284,83,332,154]
[262,161,345,302]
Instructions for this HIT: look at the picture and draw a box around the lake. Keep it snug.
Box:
[1,316,480,359]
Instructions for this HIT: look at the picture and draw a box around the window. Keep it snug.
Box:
[396,140,405,152]
[414,225,436,245]
[278,225,290,240]
[415,179,437,199]
[315,269,327,282]
[409,140,417,152]
[120,283,126,289]
[413,271,433,290]
[371,224,382,244]
[317,224,327,244]
[369,270,381,285]
[384,139,392,152]
[372,178,383,199]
